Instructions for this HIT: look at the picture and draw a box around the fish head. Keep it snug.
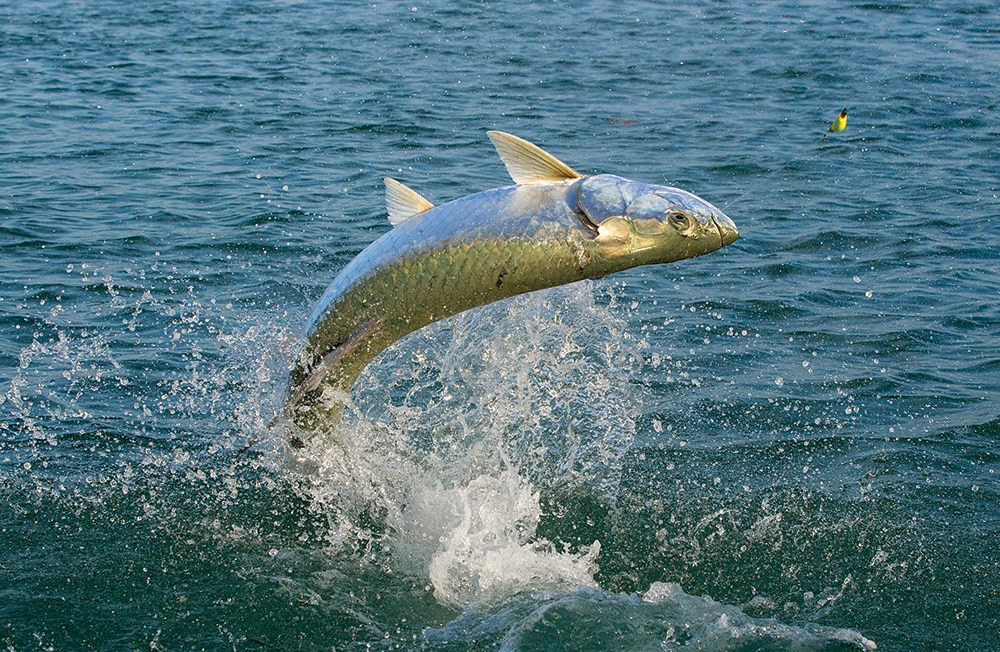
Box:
[570,174,738,267]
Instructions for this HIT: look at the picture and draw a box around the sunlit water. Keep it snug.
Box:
[2,1,998,650]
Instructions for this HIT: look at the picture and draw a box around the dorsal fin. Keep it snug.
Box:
[384,177,435,225]
[486,131,583,185]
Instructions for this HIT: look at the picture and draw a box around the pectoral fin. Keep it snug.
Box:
[487,131,582,185]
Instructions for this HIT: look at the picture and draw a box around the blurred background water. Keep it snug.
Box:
[1,1,998,650]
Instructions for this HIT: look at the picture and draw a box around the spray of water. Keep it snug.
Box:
[280,282,640,609]
[1,263,877,649]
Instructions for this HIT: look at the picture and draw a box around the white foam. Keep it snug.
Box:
[397,468,599,610]
[285,286,635,609]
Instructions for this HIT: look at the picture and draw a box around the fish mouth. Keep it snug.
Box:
[710,213,739,248]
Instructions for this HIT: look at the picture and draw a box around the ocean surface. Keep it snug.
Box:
[2,1,998,650]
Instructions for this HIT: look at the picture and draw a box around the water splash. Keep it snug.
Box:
[282,283,639,609]
[1,267,878,650]
[405,469,600,610]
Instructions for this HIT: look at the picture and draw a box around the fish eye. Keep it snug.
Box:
[667,211,692,230]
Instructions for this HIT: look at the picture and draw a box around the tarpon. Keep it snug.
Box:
[284,132,738,443]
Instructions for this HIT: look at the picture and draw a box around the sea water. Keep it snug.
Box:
[2,1,998,650]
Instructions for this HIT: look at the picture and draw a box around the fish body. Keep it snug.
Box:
[285,132,738,438]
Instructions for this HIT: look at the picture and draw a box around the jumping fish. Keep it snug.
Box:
[284,132,738,442]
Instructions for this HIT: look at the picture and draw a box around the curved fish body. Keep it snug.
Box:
[285,132,738,438]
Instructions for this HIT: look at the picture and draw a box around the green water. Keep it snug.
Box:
[2,1,999,649]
